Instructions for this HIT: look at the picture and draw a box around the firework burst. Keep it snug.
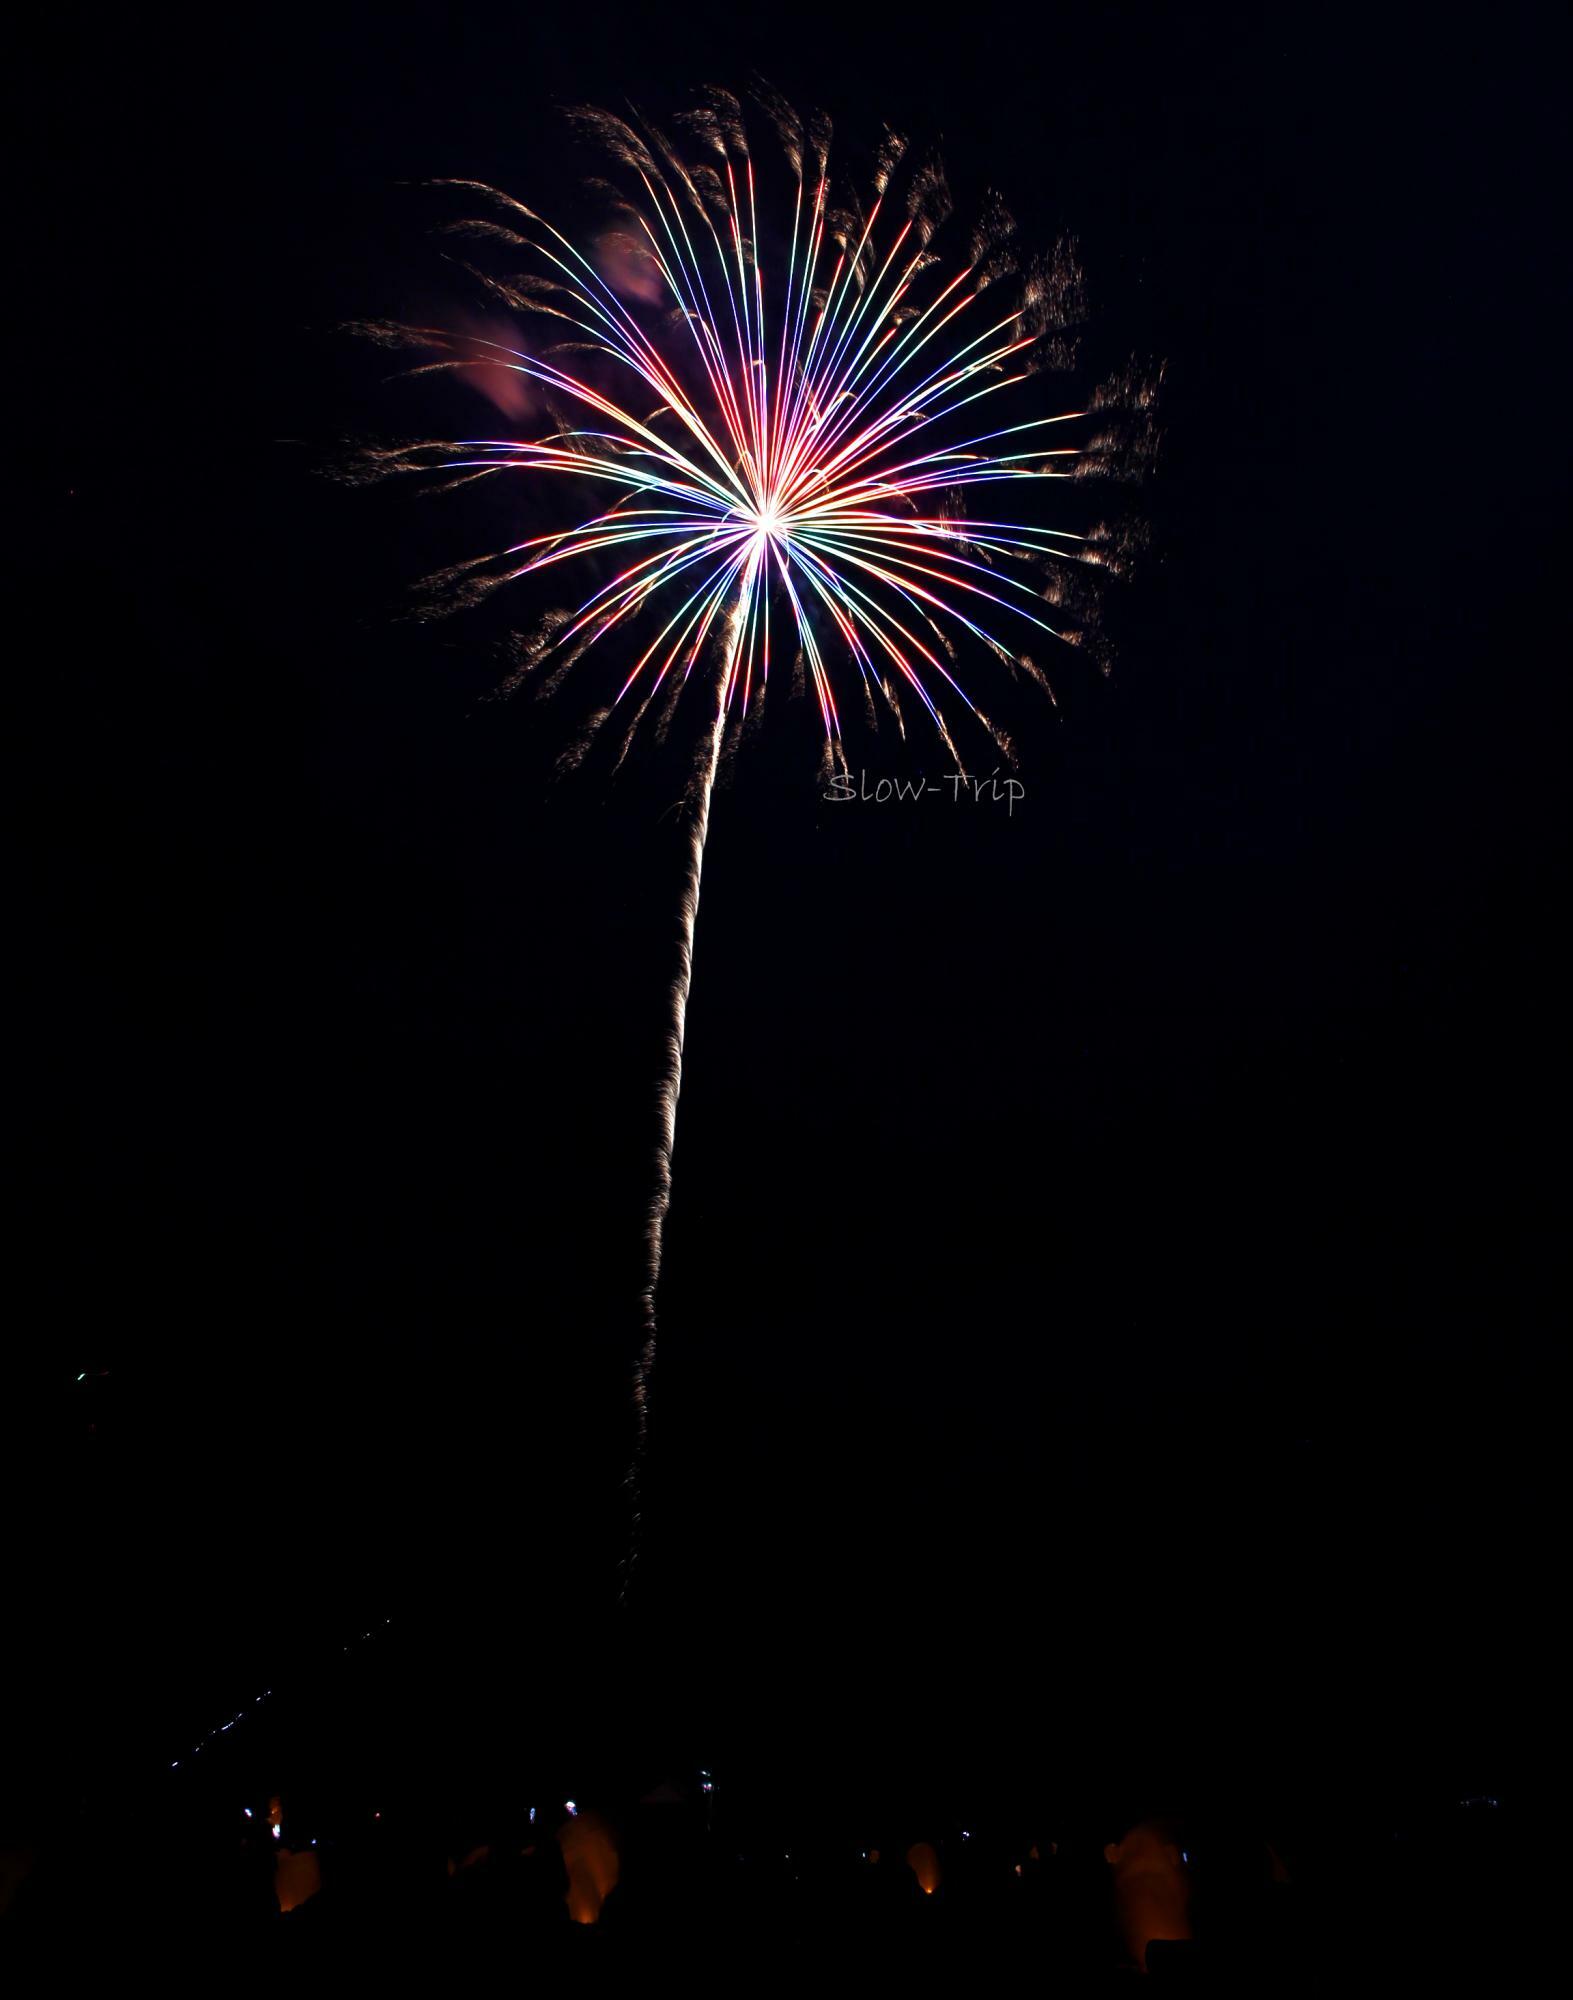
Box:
[356,88,1150,1575]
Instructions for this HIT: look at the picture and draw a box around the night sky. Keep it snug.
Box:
[14,3,1565,1825]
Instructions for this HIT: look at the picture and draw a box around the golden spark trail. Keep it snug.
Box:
[625,606,739,1578]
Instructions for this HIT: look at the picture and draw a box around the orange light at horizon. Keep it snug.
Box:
[906,1841,942,1896]
[558,1811,620,1925]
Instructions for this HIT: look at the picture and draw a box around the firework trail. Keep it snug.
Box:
[633,604,735,1511]
[356,88,1152,1578]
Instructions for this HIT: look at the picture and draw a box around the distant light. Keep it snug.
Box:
[272,1825,281,1841]
[77,1373,86,1382]
[244,1808,253,1820]
[961,1830,971,1841]
[565,1800,578,1817]
[528,1807,536,1824]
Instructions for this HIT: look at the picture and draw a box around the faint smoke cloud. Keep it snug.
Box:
[594,230,665,304]
[447,311,537,420]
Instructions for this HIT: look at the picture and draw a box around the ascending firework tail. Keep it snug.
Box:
[622,611,738,1596]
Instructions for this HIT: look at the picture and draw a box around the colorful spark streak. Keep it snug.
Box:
[368,92,1126,1566]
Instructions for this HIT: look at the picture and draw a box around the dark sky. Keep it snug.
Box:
[14,3,1565,1821]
